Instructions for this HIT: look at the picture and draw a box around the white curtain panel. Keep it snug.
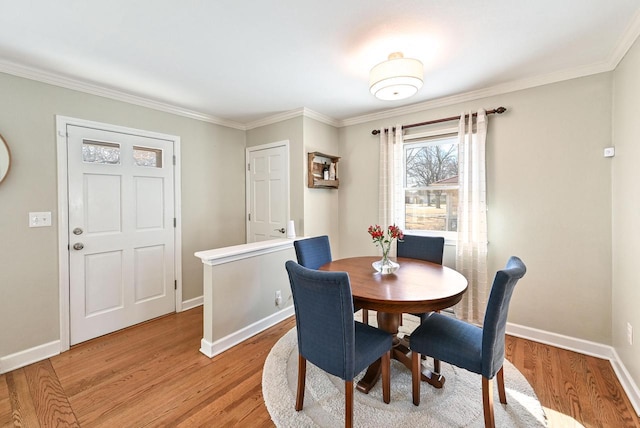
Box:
[455,110,489,324]
[378,125,404,256]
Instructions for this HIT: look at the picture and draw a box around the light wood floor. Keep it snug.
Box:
[1,306,639,427]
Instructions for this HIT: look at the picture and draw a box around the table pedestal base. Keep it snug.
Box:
[356,312,446,393]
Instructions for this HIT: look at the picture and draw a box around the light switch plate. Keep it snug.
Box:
[29,211,52,227]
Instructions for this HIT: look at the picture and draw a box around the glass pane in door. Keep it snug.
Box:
[82,140,121,164]
[133,146,163,168]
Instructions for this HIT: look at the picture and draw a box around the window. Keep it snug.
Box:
[403,133,458,239]
[82,140,121,164]
[133,146,163,168]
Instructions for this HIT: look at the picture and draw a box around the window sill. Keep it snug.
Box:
[402,231,457,246]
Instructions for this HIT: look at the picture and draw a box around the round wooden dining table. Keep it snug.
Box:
[320,256,468,393]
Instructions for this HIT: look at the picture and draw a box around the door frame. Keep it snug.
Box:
[56,115,182,352]
[245,140,290,242]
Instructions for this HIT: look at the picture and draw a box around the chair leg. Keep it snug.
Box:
[295,355,306,411]
[411,351,421,406]
[433,358,441,374]
[482,376,495,428]
[345,380,353,428]
[362,309,368,325]
[496,366,507,404]
[381,350,391,404]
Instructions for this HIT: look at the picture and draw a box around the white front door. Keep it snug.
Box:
[247,143,289,242]
[67,125,176,345]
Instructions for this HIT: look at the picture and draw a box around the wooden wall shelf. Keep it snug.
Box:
[308,152,340,189]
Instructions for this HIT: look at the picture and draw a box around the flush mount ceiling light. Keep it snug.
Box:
[369,52,424,101]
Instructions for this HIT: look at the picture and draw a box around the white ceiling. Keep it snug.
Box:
[1,1,639,127]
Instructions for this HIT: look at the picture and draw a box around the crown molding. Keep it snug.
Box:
[0,52,623,132]
[301,108,341,128]
[2,11,639,133]
[340,18,640,128]
[244,107,339,130]
[0,59,246,130]
[244,108,305,130]
[339,60,613,127]
[608,8,640,69]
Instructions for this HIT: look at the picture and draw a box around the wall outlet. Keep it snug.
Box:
[627,322,633,345]
[275,290,282,306]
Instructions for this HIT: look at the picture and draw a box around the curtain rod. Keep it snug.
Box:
[371,106,507,135]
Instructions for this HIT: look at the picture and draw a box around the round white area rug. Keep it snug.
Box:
[263,316,547,427]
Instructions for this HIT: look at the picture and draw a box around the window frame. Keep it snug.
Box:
[401,126,459,243]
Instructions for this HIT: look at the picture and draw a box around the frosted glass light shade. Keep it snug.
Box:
[369,52,423,101]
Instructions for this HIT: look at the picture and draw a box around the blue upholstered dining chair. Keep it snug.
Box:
[293,235,332,270]
[409,256,527,428]
[285,261,393,428]
[397,235,445,322]
[397,234,445,265]
[294,235,368,324]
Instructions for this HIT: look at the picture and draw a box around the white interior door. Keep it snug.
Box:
[67,125,176,345]
[247,143,289,242]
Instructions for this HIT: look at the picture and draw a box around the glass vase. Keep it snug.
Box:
[372,251,399,274]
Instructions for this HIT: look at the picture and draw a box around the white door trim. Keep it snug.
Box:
[245,140,290,242]
[56,115,182,352]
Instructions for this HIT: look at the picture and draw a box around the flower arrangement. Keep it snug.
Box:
[368,224,404,273]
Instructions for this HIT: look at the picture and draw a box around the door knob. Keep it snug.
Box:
[73,227,83,235]
[73,242,84,250]
[274,228,285,233]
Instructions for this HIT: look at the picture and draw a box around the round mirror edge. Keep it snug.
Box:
[0,133,11,185]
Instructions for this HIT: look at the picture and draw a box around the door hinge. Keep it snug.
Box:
[174,280,177,290]
[173,155,176,165]
[173,218,176,228]
[247,163,250,171]
[248,213,251,221]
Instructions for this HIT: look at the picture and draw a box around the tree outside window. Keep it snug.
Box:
[404,135,458,234]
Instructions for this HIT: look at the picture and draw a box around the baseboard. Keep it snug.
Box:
[609,348,640,417]
[0,341,61,374]
[506,322,615,359]
[0,298,201,375]
[507,322,640,416]
[181,295,203,311]
[3,314,637,417]
[200,306,295,358]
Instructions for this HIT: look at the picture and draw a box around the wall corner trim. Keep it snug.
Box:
[199,306,295,358]
[181,296,204,311]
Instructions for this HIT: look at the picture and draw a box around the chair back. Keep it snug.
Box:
[481,256,527,379]
[293,235,332,270]
[397,235,445,265]
[285,260,356,380]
